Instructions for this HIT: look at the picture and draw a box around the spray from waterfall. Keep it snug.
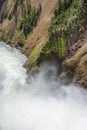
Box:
[0,42,87,130]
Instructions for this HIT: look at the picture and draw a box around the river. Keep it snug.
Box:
[0,41,87,130]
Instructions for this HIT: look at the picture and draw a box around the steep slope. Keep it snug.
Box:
[0,0,57,70]
[23,0,58,69]
[0,0,87,88]
[65,27,87,87]
[25,0,57,52]
[0,0,29,39]
[36,0,87,87]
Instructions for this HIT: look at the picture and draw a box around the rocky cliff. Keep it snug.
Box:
[0,0,87,87]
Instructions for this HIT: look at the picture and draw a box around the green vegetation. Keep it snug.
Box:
[20,4,41,38]
[38,0,87,63]
[12,30,25,46]
[8,0,18,20]
[38,35,67,64]
[54,0,73,17]
[8,0,22,20]
[8,0,31,20]
[0,0,42,42]
[7,0,42,38]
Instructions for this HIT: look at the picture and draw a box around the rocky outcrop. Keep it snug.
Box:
[0,0,87,88]
[65,39,87,87]
[58,22,87,87]
[74,53,87,87]
[68,25,87,58]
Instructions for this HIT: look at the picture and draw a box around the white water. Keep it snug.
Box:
[0,41,87,130]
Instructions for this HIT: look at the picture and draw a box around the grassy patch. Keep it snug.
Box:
[38,0,87,64]
[12,30,25,45]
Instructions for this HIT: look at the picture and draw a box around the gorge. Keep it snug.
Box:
[0,0,87,129]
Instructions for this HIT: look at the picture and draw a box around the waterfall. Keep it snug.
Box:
[0,41,87,130]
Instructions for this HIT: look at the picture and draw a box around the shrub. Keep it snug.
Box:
[20,5,42,38]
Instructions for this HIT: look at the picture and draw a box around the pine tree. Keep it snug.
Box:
[64,0,67,10]
[58,0,62,13]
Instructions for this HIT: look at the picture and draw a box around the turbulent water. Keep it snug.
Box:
[0,41,87,130]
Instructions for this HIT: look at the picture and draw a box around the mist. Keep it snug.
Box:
[0,42,87,130]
